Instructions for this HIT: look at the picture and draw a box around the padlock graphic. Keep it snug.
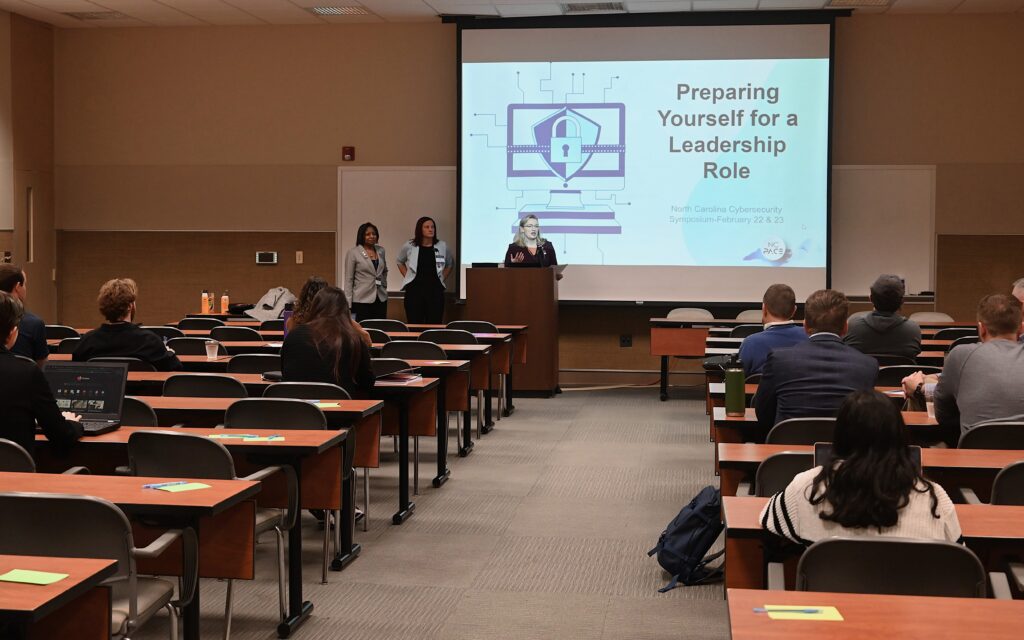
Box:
[549,115,582,164]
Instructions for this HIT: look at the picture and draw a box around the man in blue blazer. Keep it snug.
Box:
[754,289,878,441]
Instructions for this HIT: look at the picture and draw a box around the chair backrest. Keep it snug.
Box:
[260,319,284,331]
[667,308,714,321]
[45,325,79,340]
[210,326,263,342]
[163,373,248,398]
[177,317,225,330]
[365,328,391,344]
[447,320,498,333]
[89,356,157,372]
[0,492,135,584]
[264,382,351,400]
[796,537,987,598]
[224,398,327,430]
[848,310,871,321]
[141,325,185,340]
[56,337,81,354]
[730,324,763,339]
[958,422,1024,450]
[990,461,1024,506]
[932,327,978,341]
[123,396,159,427]
[227,353,281,374]
[766,417,837,445]
[360,319,408,332]
[382,341,446,361]
[734,310,762,322]
[167,337,227,356]
[128,430,236,479]
[949,336,980,350]
[0,438,36,472]
[754,452,814,497]
[875,365,942,388]
[371,357,413,377]
[420,329,477,345]
[867,354,916,367]
[909,312,956,323]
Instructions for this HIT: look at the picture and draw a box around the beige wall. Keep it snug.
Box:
[47,14,1024,377]
[0,11,12,231]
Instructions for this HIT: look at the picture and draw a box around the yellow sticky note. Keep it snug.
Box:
[763,605,843,621]
[0,569,69,585]
[248,436,284,442]
[157,482,211,493]
[314,402,340,408]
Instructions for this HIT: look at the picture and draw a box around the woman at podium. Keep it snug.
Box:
[504,215,558,267]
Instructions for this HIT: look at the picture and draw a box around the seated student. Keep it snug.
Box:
[0,292,83,456]
[286,275,328,332]
[73,278,182,371]
[843,274,921,360]
[754,289,877,439]
[903,293,1024,440]
[760,391,961,545]
[281,287,374,398]
[0,264,48,365]
[737,283,807,376]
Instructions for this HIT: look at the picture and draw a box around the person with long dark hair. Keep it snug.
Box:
[281,287,374,397]
[395,216,453,324]
[760,391,962,545]
[344,222,389,321]
[286,276,328,331]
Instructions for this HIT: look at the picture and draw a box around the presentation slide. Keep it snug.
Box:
[459,24,833,302]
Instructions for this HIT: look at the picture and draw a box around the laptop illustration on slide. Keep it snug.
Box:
[43,361,129,436]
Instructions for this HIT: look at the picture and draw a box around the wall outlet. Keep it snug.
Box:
[295,250,304,264]
[619,334,632,348]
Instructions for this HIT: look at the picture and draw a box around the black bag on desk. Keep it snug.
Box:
[648,485,724,592]
[702,355,731,372]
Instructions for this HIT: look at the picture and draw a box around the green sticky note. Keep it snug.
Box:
[156,482,211,493]
[0,569,69,585]
[763,605,843,621]
[248,436,284,442]
[314,402,340,408]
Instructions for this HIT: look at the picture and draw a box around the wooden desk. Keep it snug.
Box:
[727,587,1024,640]
[717,443,1024,499]
[649,320,710,401]
[370,377,440,524]
[704,346,947,367]
[705,336,954,350]
[0,555,115,640]
[722,496,1024,590]
[709,326,973,339]
[0,472,258,640]
[48,353,234,372]
[136,396,380,428]
[712,407,939,445]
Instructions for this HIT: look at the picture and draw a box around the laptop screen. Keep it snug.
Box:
[43,362,128,421]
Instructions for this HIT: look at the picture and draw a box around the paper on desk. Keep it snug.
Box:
[156,482,211,493]
[248,436,284,442]
[0,569,69,585]
[208,434,257,439]
[314,402,340,408]
[763,605,843,621]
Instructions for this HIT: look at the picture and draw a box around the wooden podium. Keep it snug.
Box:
[465,266,559,395]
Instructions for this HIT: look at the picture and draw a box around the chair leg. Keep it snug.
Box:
[275,527,286,620]
[363,468,370,532]
[413,436,420,496]
[333,509,341,559]
[223,578,234,640]
[321,512,330,585]
[165,602,179,640]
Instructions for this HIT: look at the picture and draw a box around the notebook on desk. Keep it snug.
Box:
[43,362,128,435]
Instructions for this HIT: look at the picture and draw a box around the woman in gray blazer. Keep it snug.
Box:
[345,222,389,320]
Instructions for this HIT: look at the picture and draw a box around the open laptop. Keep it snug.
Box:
[43,361,129,436]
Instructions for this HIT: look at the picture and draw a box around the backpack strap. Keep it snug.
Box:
[657,574,681,593]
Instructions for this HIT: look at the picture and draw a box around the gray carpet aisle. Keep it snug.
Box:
[137,386,730,639]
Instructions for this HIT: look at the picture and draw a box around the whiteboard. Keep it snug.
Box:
[338,165,936,299]
[830,165,935,296]
[337,167,456,292]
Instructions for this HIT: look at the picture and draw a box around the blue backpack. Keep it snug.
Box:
[648,485,725,592]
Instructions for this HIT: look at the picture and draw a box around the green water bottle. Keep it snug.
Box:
[724,355,746,417]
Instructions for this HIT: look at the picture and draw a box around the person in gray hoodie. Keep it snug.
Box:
[843,274,922,360]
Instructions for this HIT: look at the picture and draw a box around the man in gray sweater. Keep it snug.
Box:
[844,274,921,360]
[905,294,1024,440]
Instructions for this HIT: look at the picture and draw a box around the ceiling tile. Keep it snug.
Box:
[692,0,758,10]
[221,0,323,23]
[757,0,825,8]
[626,1,692,12]
[426,0,500,15]
[496,2,562,15]
[0,0,93,25]
[156,0,268,25]
[93,0,206,25]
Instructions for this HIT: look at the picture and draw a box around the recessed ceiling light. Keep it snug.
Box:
[306,6,371,16]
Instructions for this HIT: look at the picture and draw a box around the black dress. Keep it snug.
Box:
[404,245,445,324]
[504,241,557,267]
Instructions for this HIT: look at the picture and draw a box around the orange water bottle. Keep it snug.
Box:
[221,290,230,315]
[201,289,209,314]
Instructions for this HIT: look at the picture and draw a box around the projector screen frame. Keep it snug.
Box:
[448,9,848,305]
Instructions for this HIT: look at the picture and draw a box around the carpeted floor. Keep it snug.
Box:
[136,386,729,639]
